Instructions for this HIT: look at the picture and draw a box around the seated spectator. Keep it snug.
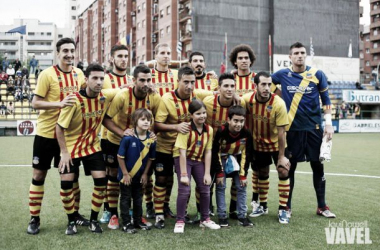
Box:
[355,81,365,90]
[16,69,22,78]
[14,88,22,102]
[340,101,350,119]
[14,76,22,87]
[21,76,30,92]
[0,71,8,84]
[6,78,15,96]
[7,101,14,115]
[21,66,29,79]
[353,103,361,119]
[6,65,15,79]
[0,102,7,116]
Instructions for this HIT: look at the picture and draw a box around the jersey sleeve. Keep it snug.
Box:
[106,89,126,118]
[275,97,289,127]
[271,71,281,85]
[210,78,219,91]
[103,75,112,89]
[194,89,213,100]
[150,93,162,116]
[57,101,78,129]
[155,94,170,123]
[34,70,50,98]
[117,136,130,158]
[174,132,189,150]
[316,70,331,107]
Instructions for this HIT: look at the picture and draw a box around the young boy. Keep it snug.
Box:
[117,108,156,233]
[212,106,254,227]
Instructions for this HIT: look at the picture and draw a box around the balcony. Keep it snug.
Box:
[27,45,53,51]
[370,34,380,41]
[0,45,18,51]
[370,47,380,54]
[34,55,54,60]
[370,21,380,29]
[370,60,380,67]
[26,35,54,41]
[179,8,191,23]
[370,0,380,4]
[0,33,18,40]
[180,31,192,43]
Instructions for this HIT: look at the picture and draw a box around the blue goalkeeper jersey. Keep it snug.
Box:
[272,66,331,131]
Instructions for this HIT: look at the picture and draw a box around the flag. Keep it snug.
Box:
[126,34,131,45]
[176,41,182,53]
[310,37,315,59]
[269,34,272,74]
[348,39,352,58]
[6,25,26,35]
[220,33,227,74]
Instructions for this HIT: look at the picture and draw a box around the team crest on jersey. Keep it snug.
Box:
[192,97,197,101]
[80,102,85,108]
[73,73,78,80]
[306,73,312,79]
[222,140,227,145]
[100,96,106,104]
[129,101,133,106]
[213,109,217,113]
[169,72,173,78]
[206,80,211,85]
[132,142,137,147]
[196,140,202,147]
[266,105,273,112]
[287,72,292,77]
[251,77,255,83]
[175,103,180,109]
[57,76,62,81]
[146,142,151,147]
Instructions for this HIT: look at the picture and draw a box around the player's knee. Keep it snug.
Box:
[33,169,47,181]
[277,166,289,179]
[60,173,75,181]
[94,177,107,187]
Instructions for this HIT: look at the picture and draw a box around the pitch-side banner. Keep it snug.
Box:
[342,90,380,104]
[338,119,380,133]
[273,54,359,82]
[17,120,37,136]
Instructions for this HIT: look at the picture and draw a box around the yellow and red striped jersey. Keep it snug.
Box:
[173,122,213,162]
[106,87,162,145]
[34,65,84,138]
[243,91,288,152]
[195,73,218,91]
[234,72,256,97]
[57,89,118,158]
[151,68,178,96]
[101,72,133,139]
[155,89,212,154]
[203,94,246,137]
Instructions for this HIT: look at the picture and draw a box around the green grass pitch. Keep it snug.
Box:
[0,133,379,249]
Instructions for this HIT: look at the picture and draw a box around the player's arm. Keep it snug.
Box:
[203,149,212,185]
[117,138,131,186]
[317,70,334,140]
[141,141,156,186]
[56,124,72,173]
[102,115,125,138]
[212,129,224,185]
[277,126,290,169]
[32,94,76,110]
[179,148,189,185]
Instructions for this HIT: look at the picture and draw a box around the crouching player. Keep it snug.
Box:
[173,100,220,233]
[117,108,156,233]
[56,64,124,234]
[212,106,254,228]
[243,71,291,224]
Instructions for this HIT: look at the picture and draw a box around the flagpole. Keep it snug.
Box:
[130,28,133,72]
[269,34,272,74]
[225,32,227,72]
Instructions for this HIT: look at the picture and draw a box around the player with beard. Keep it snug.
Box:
[100,45,133,225]
[104,65,161,229]
[188,52,218,91]
[27,38,87,235]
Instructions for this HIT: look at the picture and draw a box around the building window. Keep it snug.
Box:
[142,20,146,27]
[142,2,146,10]
[375,30,378,36]
[47,32,52,36]
[137,22,141,29]
[166,25,170,34]
[366,35,370,41]
[58,34,63,38]
[142,54,145,61]
[366,61,370,66]
[72,16,76,20]
[72,6,76,10]
[137,39,140,46]
[374,43,378,49]
[142,37,145,45]
[366,48,370,53]
[28,42,35,45]
[137,5,141,13]
[366,74,370,79]
[28,32,35,36]
[167,6,171,15]
[160,29,164,38]
[160,10,164,18]
[375,55,378,60]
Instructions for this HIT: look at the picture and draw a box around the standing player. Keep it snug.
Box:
[100,44,133,224]
[104,64,161,229]
[56,64,123,234]
[188,51,218,91]
[243,72,291,224]
[153,66,213,229]
[27,38,85,235]
[272,42,336,218]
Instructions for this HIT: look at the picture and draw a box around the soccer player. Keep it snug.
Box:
[243,71,291,224]
[153,66,213,229]
[27,38,85,235]
[272,42,336,218]
[104,64,161,229]
[100,44,133,224]
[118,108,156,233]
[56,63,123,235]
[173,100,220,233]
[212,106,254,228]
[149,43,179,218]
[188,51,218,91]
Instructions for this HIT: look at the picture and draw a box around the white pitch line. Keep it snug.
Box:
[270,170,380,179]
[1,165,379,179]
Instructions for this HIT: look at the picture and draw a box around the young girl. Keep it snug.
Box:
[117,108,156,234]
[173,100,220,233]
